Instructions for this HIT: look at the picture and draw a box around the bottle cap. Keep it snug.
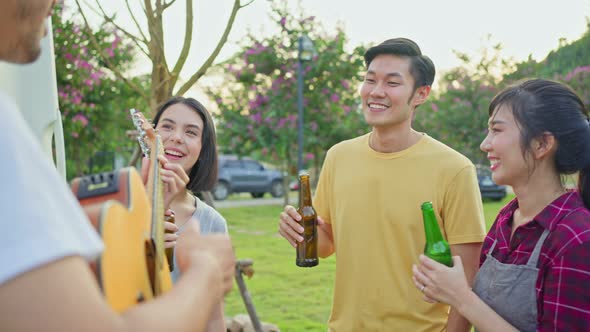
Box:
[421,201,433,209]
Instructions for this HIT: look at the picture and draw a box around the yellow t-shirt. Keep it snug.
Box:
[314,133,486,332]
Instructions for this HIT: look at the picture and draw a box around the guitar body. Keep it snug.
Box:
[71,167,154,312]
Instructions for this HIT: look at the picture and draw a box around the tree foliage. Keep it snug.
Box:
[506,20,590,81]
[53,4,149,179]
[504,21,590,109]
[414,41,511,165]
[415,25,590,166]
[208,1,367,191]
[74,0,254,114]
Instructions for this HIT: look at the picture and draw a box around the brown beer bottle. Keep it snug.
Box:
[421,201,453,267]
[164,209,175,271]
[296,173,319,267]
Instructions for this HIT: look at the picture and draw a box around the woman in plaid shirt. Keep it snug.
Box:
[412,78,590,332]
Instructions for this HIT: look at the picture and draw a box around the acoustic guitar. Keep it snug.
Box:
[70,109,172,312]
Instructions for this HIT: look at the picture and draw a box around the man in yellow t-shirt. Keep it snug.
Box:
[278,37,486,332]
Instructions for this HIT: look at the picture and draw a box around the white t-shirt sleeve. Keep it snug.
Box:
[0,93,103,285]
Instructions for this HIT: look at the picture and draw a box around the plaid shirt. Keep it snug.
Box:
[481,191,590,331]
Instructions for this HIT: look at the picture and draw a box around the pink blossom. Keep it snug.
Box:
[250,113,262,124]
[564,66,590,81]
[71,132,79,138]
[90,71,103,81]
[330,94,340,103]
[309,122,318,132]
[72,96,82,105]
[431,103,439,112]
[279,17,286,27]
[76,59,92,70]
[304,153,314,161]
[248,99,260,110]
[72,114,89,127]
[276,118,288,129]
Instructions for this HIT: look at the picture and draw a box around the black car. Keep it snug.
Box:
[476,165,507,201]
[212,155,284,200]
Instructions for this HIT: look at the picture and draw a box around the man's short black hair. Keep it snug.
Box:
[364,38,435,90]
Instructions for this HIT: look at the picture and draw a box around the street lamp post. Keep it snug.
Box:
[296,35,316,175]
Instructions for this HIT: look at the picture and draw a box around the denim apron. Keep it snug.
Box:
[472,229,550,332]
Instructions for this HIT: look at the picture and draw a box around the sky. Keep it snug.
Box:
[84,0,590,92]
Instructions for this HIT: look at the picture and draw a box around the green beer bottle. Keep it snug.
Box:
[296,174,319,268]
[421,201,453,267]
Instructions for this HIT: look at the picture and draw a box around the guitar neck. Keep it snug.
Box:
[147,135,168,293]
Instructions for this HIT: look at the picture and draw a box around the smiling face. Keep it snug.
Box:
[480,105,534,187]
[0,0,56,64]
[360,54,429,130]
[155,103,204,174]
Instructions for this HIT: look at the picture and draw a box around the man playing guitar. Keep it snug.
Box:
[0,1,235,331]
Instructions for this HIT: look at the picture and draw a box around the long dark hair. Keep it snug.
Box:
[152,97,218,193]
[488,78,590,208]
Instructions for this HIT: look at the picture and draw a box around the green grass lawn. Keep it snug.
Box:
[220,194,515,331]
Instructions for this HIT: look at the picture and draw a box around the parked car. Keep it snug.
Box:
[212,155,284,200]
[476,165,507,201]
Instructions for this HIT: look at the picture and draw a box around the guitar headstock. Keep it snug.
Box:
[130,109,156,158]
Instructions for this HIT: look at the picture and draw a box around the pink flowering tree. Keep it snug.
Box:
[503,25,590,107]
[74,0,254,115]
[561,65,590,108]
[208,1,367,201]
[413,43,508,165]
[414,28,590,166]
[53,4,149,178]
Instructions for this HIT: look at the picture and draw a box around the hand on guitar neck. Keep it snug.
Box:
[140,155,189,210]
[136,117,189,211]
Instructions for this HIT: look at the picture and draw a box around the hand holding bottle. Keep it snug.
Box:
[278,206,327,247]
[412,255,472,307]
[279,174,319,267]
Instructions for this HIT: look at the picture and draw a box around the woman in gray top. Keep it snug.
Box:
[151,96,228,330]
